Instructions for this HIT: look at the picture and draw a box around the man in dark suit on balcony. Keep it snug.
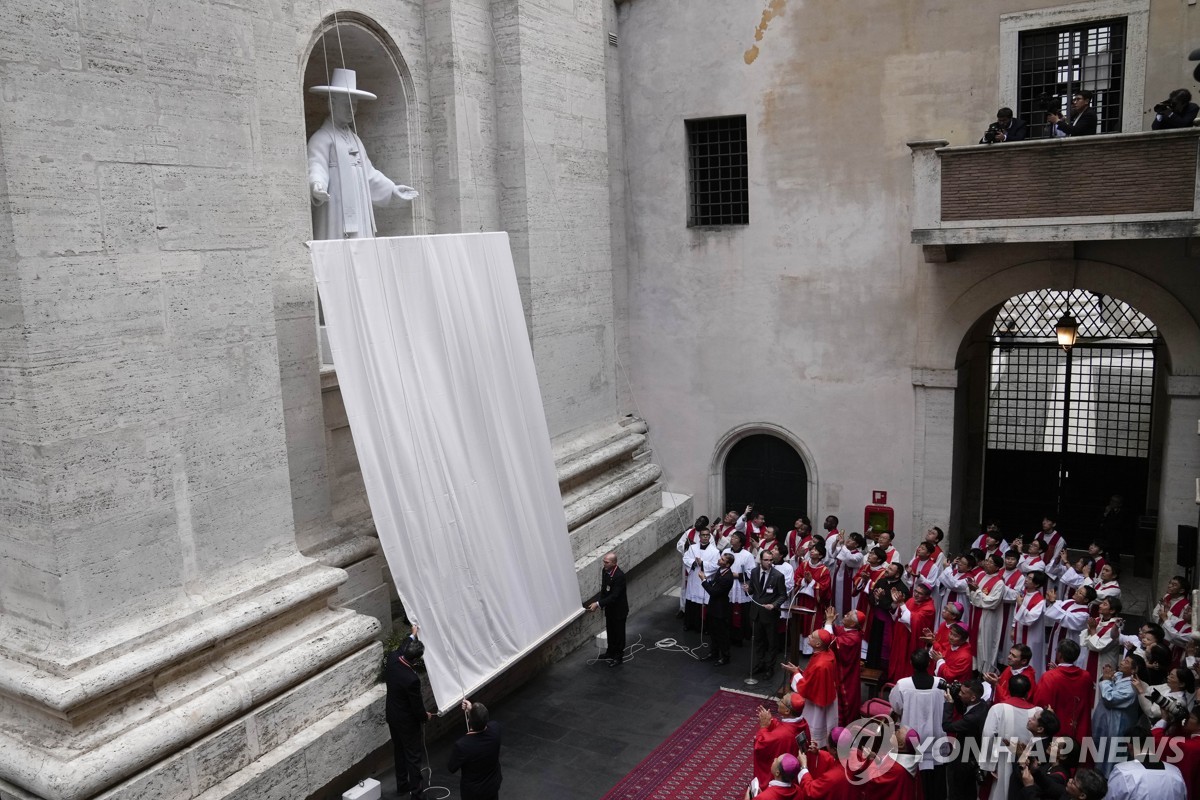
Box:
[979,107,1027,143]
[1049,90,1098,136]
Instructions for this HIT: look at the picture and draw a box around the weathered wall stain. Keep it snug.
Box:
[745,0,787,64]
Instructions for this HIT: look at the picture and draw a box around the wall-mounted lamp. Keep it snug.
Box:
[1055,313,1079,351]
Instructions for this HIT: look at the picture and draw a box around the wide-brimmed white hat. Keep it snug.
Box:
[308,68,377,100]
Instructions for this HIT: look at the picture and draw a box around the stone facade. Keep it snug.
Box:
[0,1,683,799]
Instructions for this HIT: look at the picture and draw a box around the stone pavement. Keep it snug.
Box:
[372,591,776,800]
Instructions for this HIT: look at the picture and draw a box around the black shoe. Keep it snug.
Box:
[714,658,728,666]
[608,657,623,667]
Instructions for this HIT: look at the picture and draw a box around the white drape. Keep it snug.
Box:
[309,232,583,713]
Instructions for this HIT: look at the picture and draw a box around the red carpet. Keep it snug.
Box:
[600,688,765,799]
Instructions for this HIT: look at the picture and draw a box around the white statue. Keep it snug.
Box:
[307,68,418,240]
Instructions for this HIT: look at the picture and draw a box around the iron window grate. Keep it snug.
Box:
[686,116,749,227]
[1017,17,1126,138]
[993,289,1156,340]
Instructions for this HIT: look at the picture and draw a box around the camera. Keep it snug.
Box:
[1155,100,1173,114]
[983,122,1004,144]
[937,678,962,695]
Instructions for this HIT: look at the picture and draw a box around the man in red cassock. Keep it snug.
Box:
[794,541,832,658]
[1034,638,1094,747]
[888,580,936,684]
[844,722,917,800]
[931,622,974,685]
[751,693,809,790]
[825,606,865,725]
[795,741,853,800]
[985,644,1039,705]
[746,753,802,800]
[797,629,840,747]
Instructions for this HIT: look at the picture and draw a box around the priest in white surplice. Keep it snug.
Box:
[307,68,418,240]
[683,529,721,633]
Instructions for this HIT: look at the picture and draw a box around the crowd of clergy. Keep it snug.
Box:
[674,508,1200,799]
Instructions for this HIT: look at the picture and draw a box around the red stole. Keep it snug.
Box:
[832,624,863,725]
[1050,600,1086,654]
[838,549,861,611]
[908,557,936,581]
[998,570,1023,637]
[798,649,839,706]
[797,561,831,637]
[786,528,804,557]
[1013,591,1044,646]
[1085,618,1118,677]
[970,573,1004,644]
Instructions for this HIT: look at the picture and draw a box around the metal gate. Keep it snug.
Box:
[983,290,1157,539]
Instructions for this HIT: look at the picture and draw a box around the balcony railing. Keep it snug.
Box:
[908,128,1200,259]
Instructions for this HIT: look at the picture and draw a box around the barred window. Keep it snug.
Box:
[1018,18,1126,138]
[686,116,748,227]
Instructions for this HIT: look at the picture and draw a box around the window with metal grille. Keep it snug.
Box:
[686,116,749,227]
[1018,18,1126,138]
[988,290,1157,458]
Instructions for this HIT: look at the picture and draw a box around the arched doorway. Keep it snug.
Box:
[723,434,808,531]
[973,288,1161,571]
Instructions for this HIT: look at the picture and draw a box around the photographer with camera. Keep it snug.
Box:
[980,108,1028,144]
[942,679,989,798]
[1152,89,1199,130]
[1047,91,1097,137]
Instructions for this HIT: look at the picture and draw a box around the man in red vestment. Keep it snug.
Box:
[795,742,853,799]
[794,542,832,658]
[985,644,1039,705]
[752,693,809,789]
[1035,638,1094,747]
[825,606,865,725]
[797,629,840,746]
[887,580,936,684]
[747,753,802,800]
[931,622,974,684]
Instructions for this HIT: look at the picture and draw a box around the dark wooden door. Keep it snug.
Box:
[723,434,808,530]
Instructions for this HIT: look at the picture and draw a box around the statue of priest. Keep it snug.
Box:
[307,68,418,239]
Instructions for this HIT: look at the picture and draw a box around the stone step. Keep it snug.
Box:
[562,460,663,531]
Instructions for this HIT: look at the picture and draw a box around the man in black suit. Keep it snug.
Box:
[745,550,787,678]
[386,627,436,799]
[700,553,735,665]
[587,551,628,666]
[448,699,502,800]
[942,678,989,799]
[1050,90,1097,136]
[980,107,1028,143]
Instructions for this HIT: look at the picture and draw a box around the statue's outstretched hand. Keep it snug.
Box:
[310,181,330,205]
[394,184,419,201]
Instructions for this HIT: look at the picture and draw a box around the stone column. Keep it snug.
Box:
[1155,375,1200,589]
[912,368,959,544]
[493,0,619,438]
[0,4,383,798]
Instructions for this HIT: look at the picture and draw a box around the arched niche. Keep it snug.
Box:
[302,14,427,239]
[708,423,819,527]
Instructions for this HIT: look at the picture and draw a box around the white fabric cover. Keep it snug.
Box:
[309,232,583,713]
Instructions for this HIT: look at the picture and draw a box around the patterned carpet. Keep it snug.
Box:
[600,688,767,800]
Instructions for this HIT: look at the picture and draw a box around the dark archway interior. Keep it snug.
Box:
[955,289,1164,574]
[723,434,808,535]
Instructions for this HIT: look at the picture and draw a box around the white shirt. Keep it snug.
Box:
[1105,760,1187,800]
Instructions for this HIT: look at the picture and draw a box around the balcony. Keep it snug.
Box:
[908,128,1200,261]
